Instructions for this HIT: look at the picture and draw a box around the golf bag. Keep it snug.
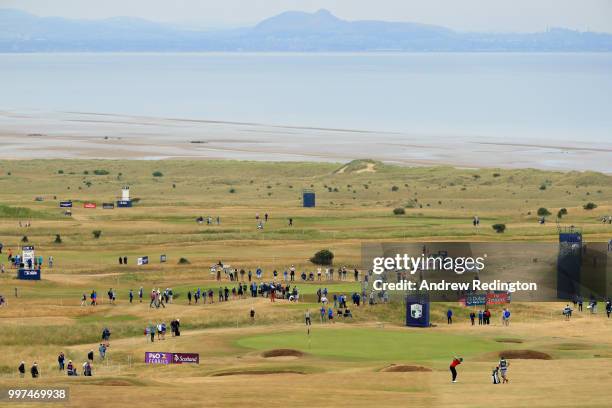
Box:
[492,368,500,384]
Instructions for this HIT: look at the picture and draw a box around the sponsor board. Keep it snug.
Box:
[160,254,167,263]
[17,268,41,280]
[137,256,149,266]
[486,291,511,304]
[144,352,172,364]
[84,202,96,209]
[145,352,199,365]
[172,353,199,364]
[102,203,115,209]
[463,293,487,306]
[117,200,132,208]
[59,201,73,208]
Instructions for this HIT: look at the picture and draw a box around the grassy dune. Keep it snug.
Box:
[0,159,611,407]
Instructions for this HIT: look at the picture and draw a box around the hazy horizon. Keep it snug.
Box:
[2,0,612,33]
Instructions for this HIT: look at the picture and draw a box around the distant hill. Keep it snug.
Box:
[2,8,612,52]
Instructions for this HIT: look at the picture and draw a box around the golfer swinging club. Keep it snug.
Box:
[450,356,463,383]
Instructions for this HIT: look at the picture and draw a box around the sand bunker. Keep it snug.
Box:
[499,350,552,360]
[212,370,305,377]
[380,364,432,373]
[495,338,524,344]
[261,349,305,358]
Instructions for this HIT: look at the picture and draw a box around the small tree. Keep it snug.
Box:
[492,224,506,233]
[393,207,406,215]
[92,230,102,239]
[54,234,62,243]
[152,171,164,177]
[557,208,568,218]
[310,249,334,266]
[583,202,597,210]
[178,257,190,265]
[537,207,551,217]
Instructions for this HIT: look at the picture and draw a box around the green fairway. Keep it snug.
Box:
[236,327,504,362]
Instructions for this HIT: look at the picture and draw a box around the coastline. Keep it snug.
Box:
[0,109,610,173]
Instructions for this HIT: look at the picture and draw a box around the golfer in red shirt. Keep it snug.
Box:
[450,356,463,383]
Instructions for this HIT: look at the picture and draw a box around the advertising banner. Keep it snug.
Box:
[102,203,115,209]
[59,201,73,208]
[117,200,132,208]
[137,256,149,266]
[464,293,487,306]
[144,352,172,364]
[17,268,41,280]
[486,292,511,304]
[145,352,199,365]
[84,202,96,209]
[172,353,200,364]
[160,254,167,263]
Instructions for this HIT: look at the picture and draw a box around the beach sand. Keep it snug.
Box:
[0,109,610,173]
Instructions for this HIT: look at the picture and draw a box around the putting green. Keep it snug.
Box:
[236,327,503,362]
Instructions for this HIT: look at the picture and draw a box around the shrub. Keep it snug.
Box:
[583,202,597,210]
[404,199,417,209]
[492,173,501,177]
[492,224,506,233]
[557,208,568,218]
[152,171,163,177]
[393,207,406,215]
[178,257,190,265]
[391,185,399,192]
[539,184,547,190]
[93,169,109,175]
[83,170,89,175]
[21,235,28,243]
[229,188,236,194]
[537,208,551,217]
[54,234,62,243]
[58,170,64,174]
[310,249,334,266]
[92,230,102,239]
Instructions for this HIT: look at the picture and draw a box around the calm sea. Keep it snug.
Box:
[0,52,611,143]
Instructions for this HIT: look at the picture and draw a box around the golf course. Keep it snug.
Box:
[0,159,611,407]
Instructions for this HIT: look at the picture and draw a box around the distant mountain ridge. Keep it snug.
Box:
[1,8,612,52]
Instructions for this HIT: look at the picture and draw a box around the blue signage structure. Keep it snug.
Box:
[117,200,132,208]
[405,293,430,327]
[18,268,41,280]
[59,201,73,208]
[303,190,315,207]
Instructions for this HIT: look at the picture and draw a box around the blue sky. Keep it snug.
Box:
[3,0,612,32]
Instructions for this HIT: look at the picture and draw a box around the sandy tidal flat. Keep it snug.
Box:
[0,110,610,173]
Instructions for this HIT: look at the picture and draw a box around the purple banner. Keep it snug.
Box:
[145,352,172,364]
